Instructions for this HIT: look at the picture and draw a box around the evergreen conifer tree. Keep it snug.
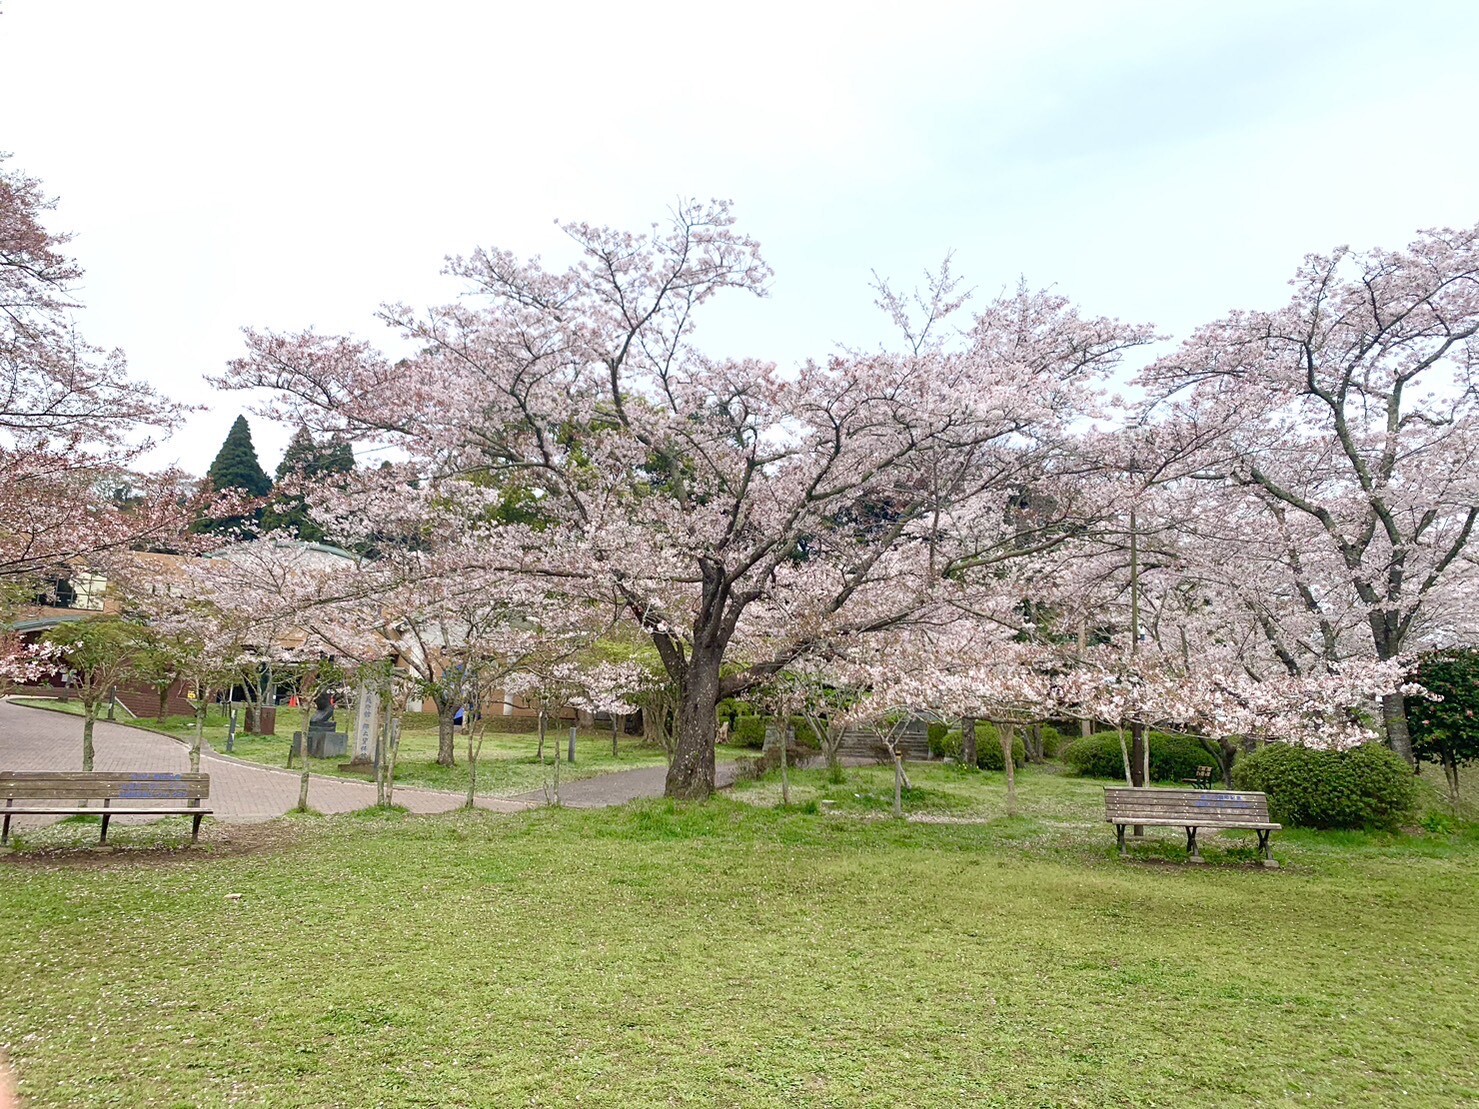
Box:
[262,426,355,540]
[206,416,272,497]
[194,415,272,536]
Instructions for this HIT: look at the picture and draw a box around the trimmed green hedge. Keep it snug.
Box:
[731,715,768,749]
[1233,742,1416,830]
[927,722,951,750]
[1062,730,1219,783]
[1039,725,1066,759]
[976,730,1027,772]
[729,715,817,750]
[928,722,1025,770]
[788,715,819,750]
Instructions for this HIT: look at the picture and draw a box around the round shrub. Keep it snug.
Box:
[1039,724,1066,759]
[1232,742,1416,830]
[926,722,1025,769]
[1062,731,1128,779]
[1062,730,1219,782]
[788,715,819,750]
[974,725,1026,772]
[1147,732,1221,783]
[930,727,963,760]
[927,721,951,753]
[716,698,744,729]
[731,715,768,749]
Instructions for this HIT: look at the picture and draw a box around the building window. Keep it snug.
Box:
[33,573,106,611]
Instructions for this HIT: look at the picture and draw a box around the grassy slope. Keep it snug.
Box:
[3,765,1477,1108]
[10,699,671,798]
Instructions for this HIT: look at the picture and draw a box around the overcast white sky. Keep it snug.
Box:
[7,0,1479,475]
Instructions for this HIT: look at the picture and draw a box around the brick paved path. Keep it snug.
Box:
[0,699,531,835]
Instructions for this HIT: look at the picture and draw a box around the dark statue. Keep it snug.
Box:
[309,691,336,733]
[294,691,348,760]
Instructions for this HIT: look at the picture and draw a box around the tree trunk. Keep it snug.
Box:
[465,728,478,809]
[1216,738,1238,788]
[1381,693,1414,764]
[156,687,170,724]
[612,715,620,758]
[385,719,401,807]
[665,646,720,800]
[191,702,206,773]
[374,704,387,807]
[1129,718,1146,836]
[297,696,312,813]
[961,717,977,769]
[1130,719,1147,787]
[893,753,903,818]
[82,703,96,772]
[537,708,547,762]
[436,698,457,767]
[1000,720,1017,817]
[1442,750,1460,807]
[780,724,790,806]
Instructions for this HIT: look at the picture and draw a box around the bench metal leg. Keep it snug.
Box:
[192,813,203,844]
[1116,824,1126,856]
[2,812,9,847]
[1258,829,1278,868]
[1186,826,1204,863]
[99,813,111,845]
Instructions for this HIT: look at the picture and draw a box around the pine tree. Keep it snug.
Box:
[273,425,318,483]
[206,416,272,497]
[194,415,272,536]
[263,426,355,540]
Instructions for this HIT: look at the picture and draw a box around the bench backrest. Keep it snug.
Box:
[0,772,210,804]
[1105,787,1270,823]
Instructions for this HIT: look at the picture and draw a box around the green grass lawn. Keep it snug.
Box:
[2,764,1477,1107]
[10,699,673,798]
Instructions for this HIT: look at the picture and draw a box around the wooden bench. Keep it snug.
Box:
[1105,786,1280,866]
[1,772,212,848]
[1181,765,1215,789]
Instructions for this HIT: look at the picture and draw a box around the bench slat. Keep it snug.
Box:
[4,808,216,818]
[1105,817,1281,830]
[1,772,208,802]
[1104,787,1279,830]
[1105,811,1271,820]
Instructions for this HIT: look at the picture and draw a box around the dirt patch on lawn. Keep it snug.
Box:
[0,819,303,871]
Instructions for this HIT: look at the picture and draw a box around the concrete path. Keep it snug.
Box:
[0,699,531,836]
[0,700,736,838]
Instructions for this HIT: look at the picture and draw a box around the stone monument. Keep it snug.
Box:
[349,679,380,766]
[292,691,349,759]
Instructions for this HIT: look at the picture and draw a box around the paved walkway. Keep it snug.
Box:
[0,700,735,837]
[0,699,531,836]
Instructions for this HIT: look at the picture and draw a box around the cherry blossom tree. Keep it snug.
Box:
[0,157,194,588]
[218,203,1154,799]
[36,618,148,772]
[1136,224,1479,761]
[179,539,376,810]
